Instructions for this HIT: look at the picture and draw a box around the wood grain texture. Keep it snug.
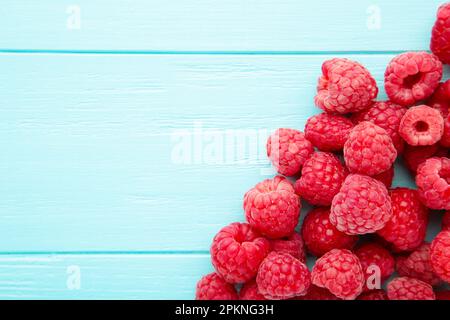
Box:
[0,0,443,52]
[1,53,437,252]
[0,254,211,299]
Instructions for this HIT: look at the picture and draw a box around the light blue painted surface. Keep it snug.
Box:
[0,1,447,299]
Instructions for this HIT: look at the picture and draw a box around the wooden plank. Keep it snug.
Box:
[0,0,443,52]
[0,53,439,252]
[0,254,210,299]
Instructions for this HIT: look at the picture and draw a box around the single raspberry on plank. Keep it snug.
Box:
[256,252,311,300]
[196,273,238,300]
[244,176,300,239]
[210,222,270,283]
[416,157,450,210]
[330,174,392,235]
[304,113,354,152]
[311,249,364,300]
[266,128,313,176]
[239,280,266,300]
[354,243,395,291]
[397,243,443,286]
[387,277,435,300]
[384,52,442,106]
[377,188,428,252]
[399,105,444,146]
[430,230,450,283]
[431,3,450,64]
[269,232,306,262]
[301,207,358,257]
[344,121,397,176]
[351,101,407,154]
[357,289,388,300]
[315,58,378,114]
[294,152,347,206]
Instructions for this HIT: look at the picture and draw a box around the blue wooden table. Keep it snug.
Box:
[0,1,447,299]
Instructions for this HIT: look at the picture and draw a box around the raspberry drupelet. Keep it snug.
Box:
[315,58,378,114]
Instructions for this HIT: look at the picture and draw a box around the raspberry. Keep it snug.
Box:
[443,211,450,231]
[244,176,300,239]
[311,249,364,300]
[269,232,306,262]
[239,280,266,300]
[436,290,450,300]
[256,252,311,300]
[294,152,347,206]
[403,143,444,173]
[297,285,340,300]
[384,52,442,106]
[387,277,435,300]
[357,289,387,300]
[314,58,378,114]
[304,113,354,152]
[330,174,392,235]
[377,188,428,251]
[344,122,397,176]
[210,222,270,283]
[266,128,313,176]
[441,114,450,147]
[372,166,394,189]
[397,243,442,286]
[301,207,358,257]
[351,101,407,154]
[430,230,450,283]
[354,243,395,291]
[416,157,450,210]
[431,3,450,64]
[399,105,444,146]
[196,273,239,300]
[428,80,450,117]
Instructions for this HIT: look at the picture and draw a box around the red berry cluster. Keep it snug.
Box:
[196,4,450,301]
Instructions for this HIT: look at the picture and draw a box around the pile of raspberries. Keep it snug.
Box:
[196,3,450,301]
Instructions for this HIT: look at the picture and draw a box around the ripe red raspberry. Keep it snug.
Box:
[256,252,311,300]
[357,289,387,300]
[301,207,358,257]
[239,280,266,300]
[196,273,239,300]
[211,222,270,284]
[297,285,340,300]
[427,80,450,117]
[269,232,306,262]
[403,143,446,173]
[443,211,450,231]
[387,277,435,300]
[314,58,378,114]
[244,176,300,239]
[344,122,397,176]
[436,290,450,300]
[372,166,394,189]
[355,243,395,291]
[416,157,450,210]
[311,249,364,300]
[330,174,392,235]
[351,101,407,154]
[294,152,347,206]
[266,128,313,176]
[399,105,444,146]
[385,52,442,106]
[441,114,450,147]
[304,113,354,152]
[397,243,442,286]
[377,188,428,252]
[430,230,450,283]
[431,3,450,64]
